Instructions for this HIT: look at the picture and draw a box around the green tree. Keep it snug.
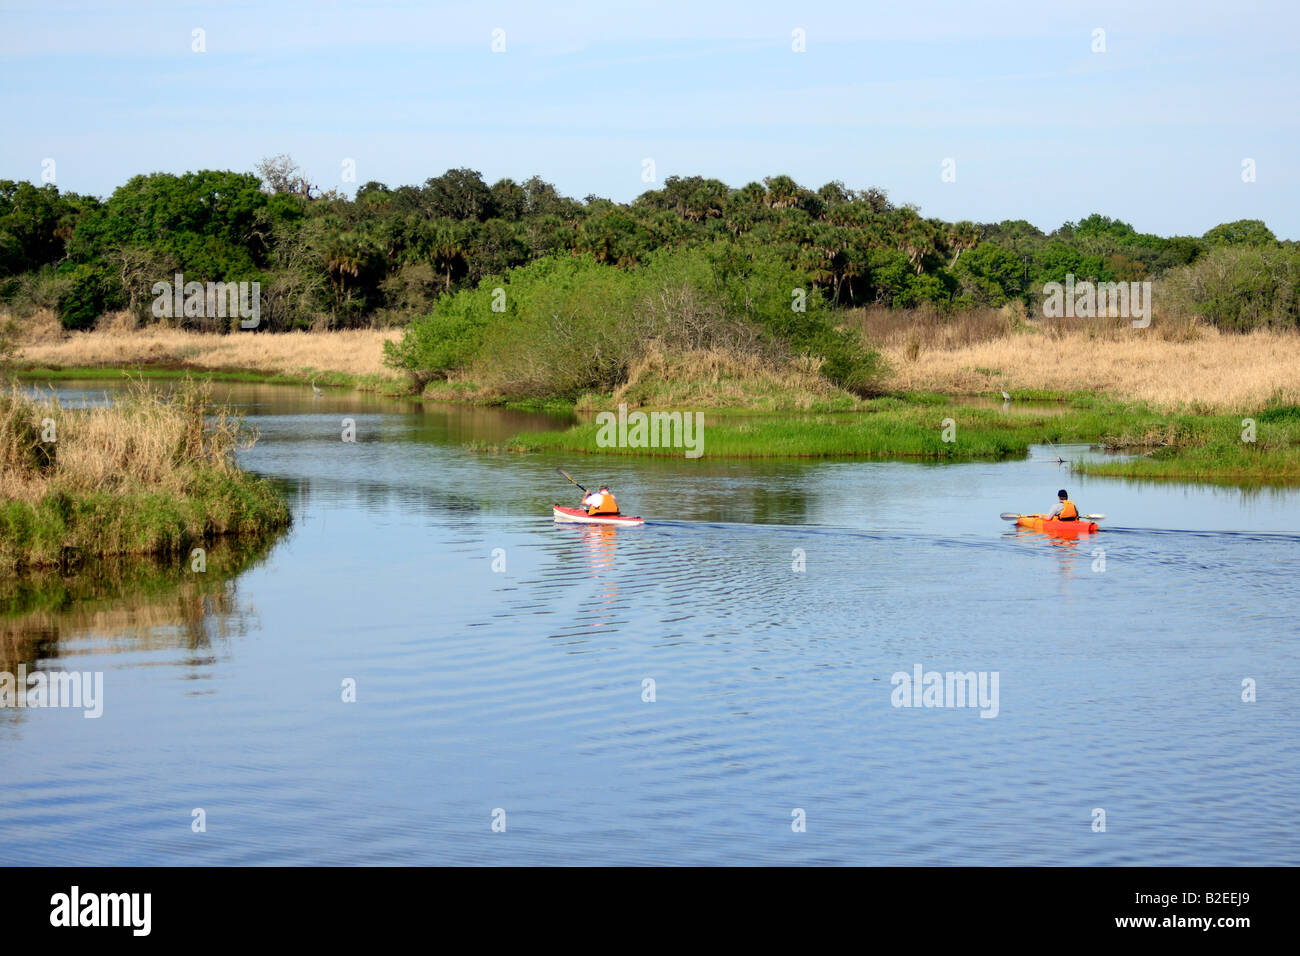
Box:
[951,242,1025,305]
[1203,219,1276,247]
[422,169,495,221]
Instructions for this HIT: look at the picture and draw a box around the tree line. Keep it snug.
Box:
[0,157,1292,333]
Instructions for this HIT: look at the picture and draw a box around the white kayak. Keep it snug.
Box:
[552,506,644,526]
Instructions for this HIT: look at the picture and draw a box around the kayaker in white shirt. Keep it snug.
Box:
[581,485,620,516]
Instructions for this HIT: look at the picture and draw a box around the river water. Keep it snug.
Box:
[2,381,1297,865]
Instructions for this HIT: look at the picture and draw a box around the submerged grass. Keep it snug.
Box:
[0,377,290,570]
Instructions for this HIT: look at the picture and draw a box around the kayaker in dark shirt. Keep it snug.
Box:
[1048,489,1079,521]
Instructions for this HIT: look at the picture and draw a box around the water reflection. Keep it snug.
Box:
[0,537,274,723]
[1013,526,1094,581]
[551,523,624,634]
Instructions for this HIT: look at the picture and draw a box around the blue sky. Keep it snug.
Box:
[2,0,1297,236]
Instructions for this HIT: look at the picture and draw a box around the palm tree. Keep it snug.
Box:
[947,221,980,267]
[763,175,801,210]
[427,220,465,292]
[892,212,939,275]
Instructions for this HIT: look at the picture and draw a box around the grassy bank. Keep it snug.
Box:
[9,305,1300,483]
[0,378,291,571]
[508,397,1128,460]
[1074,406,1300,483]
[10,306,1300,415]
[506,396,1300,483]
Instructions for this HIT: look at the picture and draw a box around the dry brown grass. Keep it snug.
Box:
[0,379,250,504]
[844,304,1300,410]
[8,310,399,382]
[842,303,1020,351]
[880,322,1300,411]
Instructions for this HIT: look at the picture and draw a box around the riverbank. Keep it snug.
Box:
[507,395,1300,484]
[9,311,405,395]
[9,311,1300,484]
[0,378,291,571]
[9,310,1300,413]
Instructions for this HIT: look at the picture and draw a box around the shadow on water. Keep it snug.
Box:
[0,535,279,724]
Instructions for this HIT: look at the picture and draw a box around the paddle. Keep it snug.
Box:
[555,467,589,495]
[1000,512,1107,521]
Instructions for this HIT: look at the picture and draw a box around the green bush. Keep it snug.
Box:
[55,263,116,330]
[1160,245,1300,332]
[383,295,488,384]
[387,245,889,399]
[952,241,1025,306]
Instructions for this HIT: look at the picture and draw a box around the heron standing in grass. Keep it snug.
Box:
[1001,386,1012,402]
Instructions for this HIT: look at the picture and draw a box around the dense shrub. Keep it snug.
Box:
[387,246,889,399]
[1160,245,1300,332]
[55,263,116,330]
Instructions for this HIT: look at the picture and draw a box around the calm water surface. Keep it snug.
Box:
[2,381,1297,865]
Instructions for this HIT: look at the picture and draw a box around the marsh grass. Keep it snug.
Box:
[507,395,1300,482]
[842,304,1019,352]
[510,399,1129,461]
[589,344,860,413]
[1077,401,1300,483]
[0,378,290,570]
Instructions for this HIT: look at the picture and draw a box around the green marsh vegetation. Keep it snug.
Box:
[1075,399,1300,483]
[508,394,1300,484]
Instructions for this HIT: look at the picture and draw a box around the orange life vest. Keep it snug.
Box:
[1058,500,1078,521]
[588,493,619,516]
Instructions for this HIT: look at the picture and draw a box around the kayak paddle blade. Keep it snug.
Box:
[555,467,587,493]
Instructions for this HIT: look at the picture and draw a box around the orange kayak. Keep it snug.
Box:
[1017,515,1098,535]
